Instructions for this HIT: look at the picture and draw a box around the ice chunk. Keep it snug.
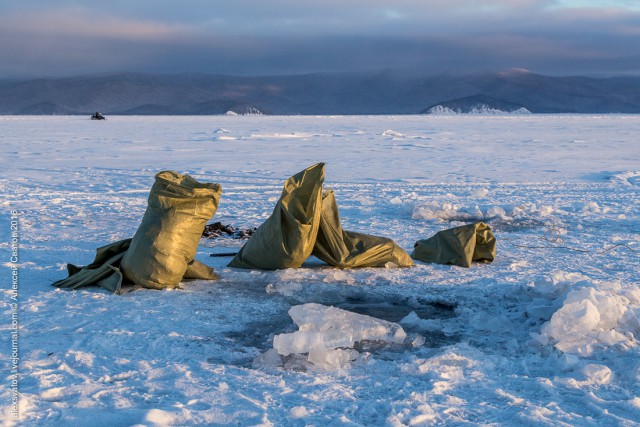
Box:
[487,206,506,217]
[323,269,356,284]
[308,348,358,370]
[289,406,309,419]
[274,331,325,356]
[540,284,638,356]
[542,299,600,342]
[412,201,467,221]
[539,205,554,216]
[270,303,407,370]
[288,303,407,344]
[400,311,421,324]
[474,188,489,198]
[252,349,283,368]
[412,335,426,347]
[381,129,406,138]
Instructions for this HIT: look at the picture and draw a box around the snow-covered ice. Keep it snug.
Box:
[1,115,639,425]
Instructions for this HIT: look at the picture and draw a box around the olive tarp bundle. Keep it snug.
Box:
[411,222,496,268]
[228,163,325,269]
[120,171,221,289]
[53,171,221,293]
[313,190,413,268]
[52,238,131,294]
[229,164,413,270]
[53,166,497,294]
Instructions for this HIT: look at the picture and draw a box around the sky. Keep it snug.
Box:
[1,0,639,78]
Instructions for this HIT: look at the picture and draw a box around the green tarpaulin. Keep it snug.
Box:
[52,237,216,294]
[313,190,413,268]
[411,222,496,268]
[228,163,325,269]
[229,165,412,270]
[52,239,131,294]
[121,171,222,289]
[54,171,222,293]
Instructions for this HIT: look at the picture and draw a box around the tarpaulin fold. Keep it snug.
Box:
[228,163,325,269]
[52,238,131,294]
[313,190,413,268]
[121,171,222,289]
[411,222,496,268]
[54,171,221,293]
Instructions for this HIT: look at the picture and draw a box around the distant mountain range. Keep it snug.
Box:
[1,69,639,115]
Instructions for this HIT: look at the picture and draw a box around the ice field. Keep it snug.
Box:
[1,115,639,426]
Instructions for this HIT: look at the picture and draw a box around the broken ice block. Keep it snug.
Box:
[308,348,359,370]
[269,303,407,370]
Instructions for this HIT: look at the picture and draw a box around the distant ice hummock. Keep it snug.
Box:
[423,94,531,115]
[428,105,531,115]
[225,106,265,116]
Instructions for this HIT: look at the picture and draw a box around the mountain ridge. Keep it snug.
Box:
[1,70,639,115]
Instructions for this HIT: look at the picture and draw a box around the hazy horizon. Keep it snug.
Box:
[3,67,640,82]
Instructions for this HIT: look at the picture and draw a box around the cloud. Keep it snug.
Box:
[0,1,639,77]
[0,9,190,42]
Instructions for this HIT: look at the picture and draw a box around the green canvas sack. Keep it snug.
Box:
[313,190,413,268]
[411,222,496,268]
[120,171,222,289]
[228,163,325,269]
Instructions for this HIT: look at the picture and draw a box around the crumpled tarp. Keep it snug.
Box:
[52,236,216,294]
[121,170,222,289]
[312,190,413,268]
[229,165,413,270]
[52,239,131,294]
[54,171,221,293]
[228,163,325,269]
[411,222,496,267]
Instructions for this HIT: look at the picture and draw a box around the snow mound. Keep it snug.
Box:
[412,201,556,224]
[538,285,640,356]
[610,171,640,186]
[381,129,406,138]
[258,303,407,371]
[411,201,483,221]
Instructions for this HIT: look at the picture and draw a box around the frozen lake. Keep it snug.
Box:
[1,115,639,426]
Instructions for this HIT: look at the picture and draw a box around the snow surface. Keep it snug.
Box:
[1,115,639,426]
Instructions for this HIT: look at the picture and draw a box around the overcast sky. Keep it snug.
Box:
[1,0,639,78]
